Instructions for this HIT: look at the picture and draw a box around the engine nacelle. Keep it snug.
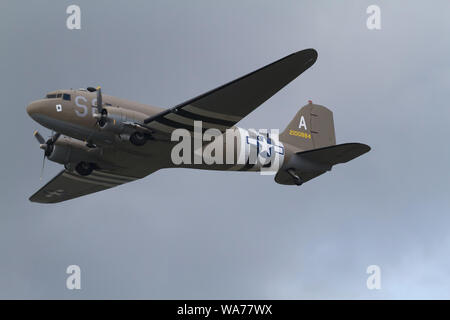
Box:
[98,107,148,135]
[47,136,102,165]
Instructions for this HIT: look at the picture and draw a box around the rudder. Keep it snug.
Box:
[279,103,336,152]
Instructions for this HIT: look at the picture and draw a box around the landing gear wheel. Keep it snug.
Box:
[75,162,94,176]
[130,132,147,146]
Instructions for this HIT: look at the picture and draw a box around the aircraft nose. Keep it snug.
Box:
[26,100,45,120]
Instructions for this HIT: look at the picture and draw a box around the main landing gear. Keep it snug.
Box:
[129,132,148,146]
[75,161,95,176]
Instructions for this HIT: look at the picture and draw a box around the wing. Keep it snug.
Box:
[29,169,141,204]
[144,49,317,135]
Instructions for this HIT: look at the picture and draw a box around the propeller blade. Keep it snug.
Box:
[40,154,46,180]
[96,86,103,113]
[33,130,60,179]
[33,130,45,144]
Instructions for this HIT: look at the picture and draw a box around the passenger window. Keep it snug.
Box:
[63,93,71,101]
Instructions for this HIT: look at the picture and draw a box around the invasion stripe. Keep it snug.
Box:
[262,161,272,168]
[63,172,117,188]
[89,173,132,185]
[92,171,137,182]
[155,116,209,133]
[91,171,136,183]
[165,113,229,131]
[238,159,256,171]
[175,108,236,127]
[146,121,175,134]
[183,105,241,122]
[227,164,245,171]
[66,172,120,186]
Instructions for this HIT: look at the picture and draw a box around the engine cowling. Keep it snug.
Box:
[47,136,101,165]
[97,107,148,135]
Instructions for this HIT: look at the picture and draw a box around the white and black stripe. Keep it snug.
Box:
[150,104,242,133]
[63,171,137,188]
[183,105,241,122]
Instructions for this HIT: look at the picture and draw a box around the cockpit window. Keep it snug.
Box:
[56,93,62,98]
[63,93,71,101]
[46,94,57,99]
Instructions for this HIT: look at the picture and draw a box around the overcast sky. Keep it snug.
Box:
[1,0,450,299]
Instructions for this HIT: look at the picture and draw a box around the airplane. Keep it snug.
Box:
[26,48,370,203]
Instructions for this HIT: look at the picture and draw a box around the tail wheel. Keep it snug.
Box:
[75,161,94,176]
[287,168,303,186]
[130,132,147,146]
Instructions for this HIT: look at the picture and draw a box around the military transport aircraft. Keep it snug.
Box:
[26,49,370,203]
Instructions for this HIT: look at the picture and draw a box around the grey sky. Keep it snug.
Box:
[1,0,450,298]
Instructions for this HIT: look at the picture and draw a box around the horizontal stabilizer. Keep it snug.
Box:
[275,143,370,185]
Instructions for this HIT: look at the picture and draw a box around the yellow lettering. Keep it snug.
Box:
[289,130,311,139]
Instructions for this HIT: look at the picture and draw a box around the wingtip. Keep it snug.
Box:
[353,142,371,154]
[289,48,318,68]
[305,48,318,64]
[305,47,318,56]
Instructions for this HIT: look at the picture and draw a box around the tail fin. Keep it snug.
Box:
[279,103,336,152]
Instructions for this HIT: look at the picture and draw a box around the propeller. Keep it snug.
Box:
[89,86,108,127]
[96,86,103,114]
[33,130,60,179]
